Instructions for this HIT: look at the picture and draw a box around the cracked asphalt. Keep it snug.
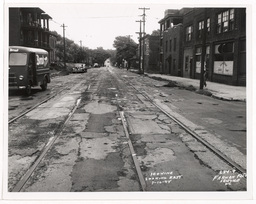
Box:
[8,66,246,193]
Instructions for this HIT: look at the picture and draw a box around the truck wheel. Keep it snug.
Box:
[25,84,32,96]
[40,78,47,91]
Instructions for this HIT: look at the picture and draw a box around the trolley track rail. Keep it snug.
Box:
[10,81,95,192]
[8,88,66,124]
[12,97,82,192]
[9,76,99,192]
[9,68,246,192]
[123,77,246,175]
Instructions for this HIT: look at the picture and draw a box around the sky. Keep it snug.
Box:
[39,3,181,50]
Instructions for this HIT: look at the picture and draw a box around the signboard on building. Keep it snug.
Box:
[196,62,201,73]
[214,61,233,75]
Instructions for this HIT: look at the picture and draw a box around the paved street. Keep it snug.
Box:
[8,66,246,193]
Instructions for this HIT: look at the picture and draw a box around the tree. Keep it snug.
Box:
[91,47,111,66]
[52,30,114,66]
[151,29,160,36]
[113,36,137,68]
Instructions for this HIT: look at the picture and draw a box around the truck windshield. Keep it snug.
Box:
[9,53,27,66]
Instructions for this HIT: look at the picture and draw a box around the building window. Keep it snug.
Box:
[214,42,234,75]
[174,38,177,51]
[169,39,172,52]
[217,9,235,34]
[186,26,193,41]
[20,11,23,23]
[185,56,189,71]
[198,20,204,38]
[207,18,210,33]
[27,13,33,25]
[166,19,170,29]
[166,40,168,52]
[229,9,235,30]
[195,47,202,73]
[205,45,210,70]
[161,23,165,32]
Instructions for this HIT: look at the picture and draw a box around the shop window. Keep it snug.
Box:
[205,46,210,69]
[214,42,234,75]
[185,56,189,71]
[195,47,202,73]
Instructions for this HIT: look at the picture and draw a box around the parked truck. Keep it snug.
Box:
[9,46,51,95]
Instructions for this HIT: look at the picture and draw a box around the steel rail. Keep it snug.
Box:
[11,97,82,192]
[8,89,66,124]
[126,80,246,175]
[120,111,147,191]
[11,81,94,192]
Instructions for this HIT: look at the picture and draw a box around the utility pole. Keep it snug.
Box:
[139,7,150,74]
[61,24,67,70]
[136,20,143,73]
[79,40,82,47]
[200,8,207,89]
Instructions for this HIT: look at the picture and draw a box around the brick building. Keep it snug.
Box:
[9,7,57,63]
[142,34,160,73]
[159,8,246,86]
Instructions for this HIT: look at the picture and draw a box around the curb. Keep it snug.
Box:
[141,73,246,102]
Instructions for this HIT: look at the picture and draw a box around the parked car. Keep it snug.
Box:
[72,65,87,73]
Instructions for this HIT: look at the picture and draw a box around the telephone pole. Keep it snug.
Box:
[136,20,143,73]
[200,8,207,89]
[61,23,67,70]
[139,7,150,74]
[79,40,82,47]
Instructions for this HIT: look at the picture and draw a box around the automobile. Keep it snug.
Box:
[9,46,51,95]
[72,65,87,73]
[93,63,100,68]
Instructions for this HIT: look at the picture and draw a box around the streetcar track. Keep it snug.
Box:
[119,111,147,191]
[10,71,103,192]
[11,97,82,192]
[8,75,95,124]
[122,76,246,175]
[10,81,95,192]
[8,88,66,124]
[9,68,246,192]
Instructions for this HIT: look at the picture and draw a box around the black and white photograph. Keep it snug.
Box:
[1,0,255,203]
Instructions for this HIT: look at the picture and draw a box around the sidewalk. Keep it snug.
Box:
[144,73,246,102]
